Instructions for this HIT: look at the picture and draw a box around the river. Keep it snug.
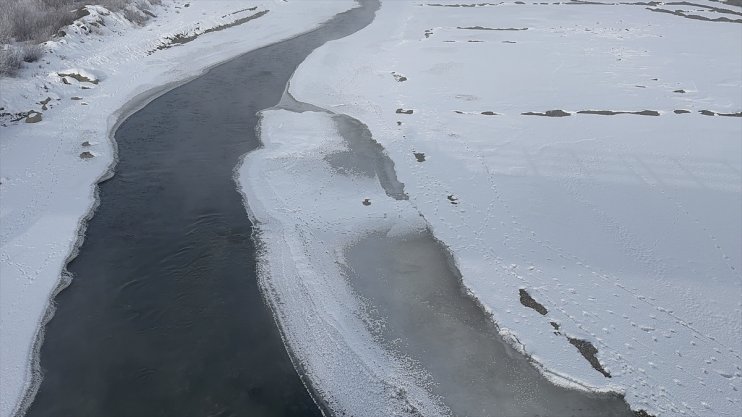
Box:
[24,2,379,416]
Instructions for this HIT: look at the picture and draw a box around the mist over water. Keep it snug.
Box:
[346,231,635,417]
[24,2,379,416]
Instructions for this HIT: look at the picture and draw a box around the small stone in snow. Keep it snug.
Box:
[25,113,42,123]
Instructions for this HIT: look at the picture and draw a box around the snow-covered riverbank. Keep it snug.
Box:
[0,1,355,415]
[241,0,742,416]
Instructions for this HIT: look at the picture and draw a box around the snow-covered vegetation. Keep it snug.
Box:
[0,0,159,76]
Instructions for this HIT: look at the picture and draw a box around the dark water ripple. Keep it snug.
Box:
[24,2,379,416]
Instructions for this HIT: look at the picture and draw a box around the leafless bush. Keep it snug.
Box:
[136,0,151,11]
[0,0,160,77]
[122,7,148,26]
[0,0,157,44]
[99,0,129,13]
[0,48,23,76]
[0,0,78,43]
[21,43,44,62]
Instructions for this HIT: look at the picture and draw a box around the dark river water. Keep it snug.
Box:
[24,2,379,416]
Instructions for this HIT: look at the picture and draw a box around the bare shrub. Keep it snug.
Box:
[21,43,44,62]
[0,0,159,77]
[136,0,151,12]
[99,0,129,12]
[0,0,157,44]
[121,7,147,25]
[0,0,78,42]
[0,48,23,76]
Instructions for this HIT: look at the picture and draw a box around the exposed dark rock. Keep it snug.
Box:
[25,112,42,123]
[519,288,548,315]
[567,337,611,378]
[634,110,660,116]
[58,72,98,84]
[522,109,571,117]
[392,72,408,82]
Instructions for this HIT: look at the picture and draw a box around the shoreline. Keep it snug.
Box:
[0,2,357,415]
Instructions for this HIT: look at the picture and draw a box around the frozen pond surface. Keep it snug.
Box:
[23,2,378,416]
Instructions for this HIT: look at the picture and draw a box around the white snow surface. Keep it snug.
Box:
[241,1,742,416]
[0,1,355,416]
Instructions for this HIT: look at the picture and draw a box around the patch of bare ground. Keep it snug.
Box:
[58,72,98,84]
[25,112,42,123]
[426,2,502,6]
[567,337,612,378]
[221,6,257,18]
[39,97,52,110]
[522,109,571,117]
[391,71,407,82]
[577,110,660,116]
[519,288,548,315]
[701,110,742,117]
[153,10,269,52]
[646,7,742,22]
[457,26,528,30]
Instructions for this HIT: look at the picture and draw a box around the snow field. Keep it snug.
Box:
[281,1,742,415]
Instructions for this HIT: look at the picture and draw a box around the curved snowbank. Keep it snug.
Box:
[237,109,449,416]
[0,1,355,416]
[280,1,741,416]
